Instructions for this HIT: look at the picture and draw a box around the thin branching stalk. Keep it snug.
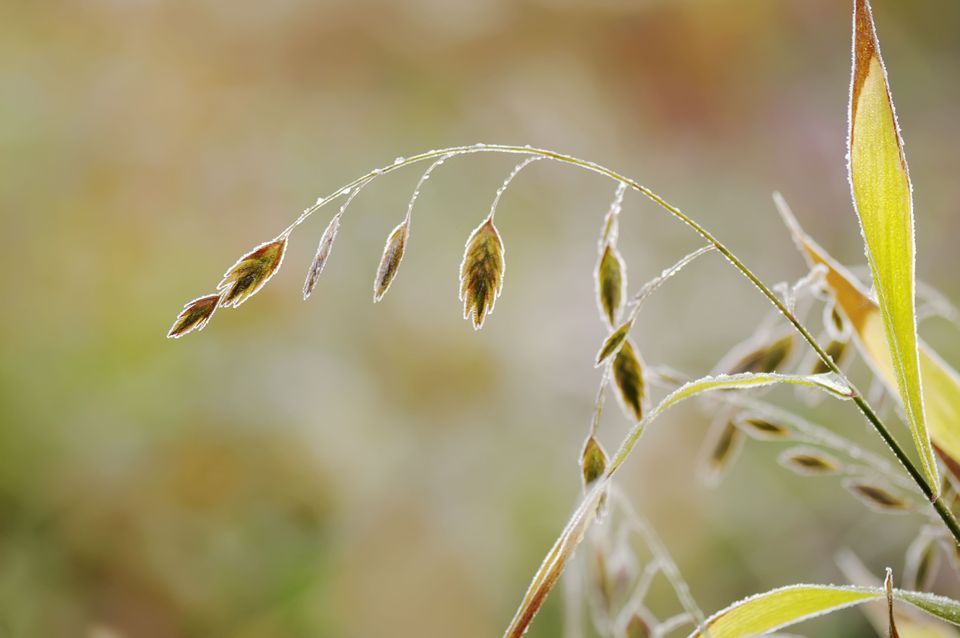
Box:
[266,143,960,544]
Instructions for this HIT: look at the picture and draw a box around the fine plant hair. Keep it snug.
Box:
[168,1,960,636]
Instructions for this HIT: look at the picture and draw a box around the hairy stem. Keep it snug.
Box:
[290,143,960,544]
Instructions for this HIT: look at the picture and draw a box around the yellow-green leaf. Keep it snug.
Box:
[779,201,960,481]
[688,585,960,638]
[849,0,936,488]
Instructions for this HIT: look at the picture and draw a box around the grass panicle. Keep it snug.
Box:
[217,237,287,309]
[167,293,221,339]
[459,216,505,329]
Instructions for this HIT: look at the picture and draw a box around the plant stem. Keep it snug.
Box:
[291,143,960,544]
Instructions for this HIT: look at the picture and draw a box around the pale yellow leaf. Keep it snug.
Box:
[849,0,937,487]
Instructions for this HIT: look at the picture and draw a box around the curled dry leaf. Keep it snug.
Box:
[777,447,842,476]
[303,213,341,300]
[459,216,505,329]
[217,237,287,308]
[167,293,221,339]
[596,243,626,326]
[612,338,646,421]
[845,480,911,514]
[373,220,410,302]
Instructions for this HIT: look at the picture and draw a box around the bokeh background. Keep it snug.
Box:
[3,0,960,636]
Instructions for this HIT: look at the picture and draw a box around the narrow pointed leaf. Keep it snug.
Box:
[688,585,960,638]
[780,204,960,480]
[848,0,936,487]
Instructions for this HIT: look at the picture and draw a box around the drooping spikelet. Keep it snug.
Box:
[596,243,626,327]
[167,293,221,339]
[373,220,410,302]
[777,447,842,476]
[459,215,505,329]
[217,237,287,308]
[303,213,342,300]
[611,338,645,421]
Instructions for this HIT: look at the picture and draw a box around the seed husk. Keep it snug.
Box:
[845,480,911,513]
[612,338,645,421]
[303,212,342,300]
[217,237,287,308]
[811,339,848,375]
[459,216,505,329]
[595,320,633,367]
[778,447,842,476]
[728,333,794,374]
[167,293,221,338]
[737,416,791,440]
[596,243,626,326]
[373,220,410,302]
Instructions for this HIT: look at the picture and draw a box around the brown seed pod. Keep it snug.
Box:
[373,220,410,302]
[596,243,626,326]
[612,338,645,421]
[167,293,222,339]
[459,216,505,329]
[777,447,842,476]
[217,237,287,308]
[303,213,341,300]
[845,480,911,513]
[736,416,791,440]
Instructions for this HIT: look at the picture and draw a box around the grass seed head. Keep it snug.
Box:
[596,243,626,326]
[581,435,608,490]
[459,216,505,329]
[736,416,791,440]
[846,480,911,513]
[612,338,645,421]
[624,614,652,638]
[303,213,342,300]
[728,333,794,374]
[811,339,847,375]
[217,238,287,308]
[777,447,842,476]
[167,293,221,338]
[373,220,410,302]
[595,320,632,366]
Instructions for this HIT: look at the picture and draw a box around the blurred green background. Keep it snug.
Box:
[3,0,960,636]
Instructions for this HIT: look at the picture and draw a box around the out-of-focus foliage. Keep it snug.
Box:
[3,0,960,636]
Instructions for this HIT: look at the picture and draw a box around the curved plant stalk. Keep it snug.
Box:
[502,371,858,638]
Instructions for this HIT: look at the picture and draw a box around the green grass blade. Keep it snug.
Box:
[689,585,960,638]
[849,0,937,488]
[778,199,960,479]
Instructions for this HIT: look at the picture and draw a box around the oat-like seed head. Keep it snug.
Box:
[167,293,222,339]
[373,220,410,302]
[217,238,287,308]
[459,215,505,329]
